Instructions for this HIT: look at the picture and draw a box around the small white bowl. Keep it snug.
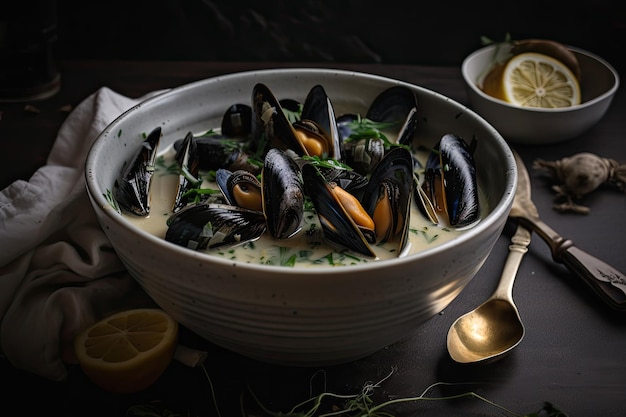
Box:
[462,44,620,145]
[86,68,516,366]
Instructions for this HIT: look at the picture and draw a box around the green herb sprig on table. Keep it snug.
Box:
[246,367,569,417]
[126,365,568,417]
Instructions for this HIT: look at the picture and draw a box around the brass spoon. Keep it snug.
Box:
[446,223,529,364]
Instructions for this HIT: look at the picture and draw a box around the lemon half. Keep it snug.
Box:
[74,308,179,394]
[501,52,581,108]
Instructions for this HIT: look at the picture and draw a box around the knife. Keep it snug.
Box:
[509,151,626,311]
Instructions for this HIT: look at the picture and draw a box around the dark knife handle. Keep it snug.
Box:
[517,216,626,311]
[560,245,626,311]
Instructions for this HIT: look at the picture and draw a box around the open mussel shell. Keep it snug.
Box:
[201,135,260,175]
[173,131,259,175]
[297,84,342,160]
[440,134,480,227]
[262,148,305,239]
[396,107,420,147]
[252,83,304,156]
[361,146,414,254]
[335,86,420,175]
[366,85,420,146]
[314,165,369,198]
[114,126,162,216]
[215,168,263,212]
[413,172,439,224]
[165,203,266,251]
[366,85,418,124]
[421,133,480,228]
[252,83,342,160]
[301,162,377,258]
[172,131,202,213]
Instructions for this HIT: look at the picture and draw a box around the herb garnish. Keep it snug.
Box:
[103,189,120,212]
[126,365,569,417]
[156,156,180,176]
[342,116,411,152]
[302,155,353,171]
[410,227,440,244]
[282,101,304,124]
[180,188,221,205]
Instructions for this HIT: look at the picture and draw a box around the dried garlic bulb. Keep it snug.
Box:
[533,152,626,214]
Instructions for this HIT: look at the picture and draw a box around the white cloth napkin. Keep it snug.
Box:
[0,87,158,381]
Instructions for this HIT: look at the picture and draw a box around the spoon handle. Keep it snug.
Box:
[493,224,531,301]
[518,216,626,311]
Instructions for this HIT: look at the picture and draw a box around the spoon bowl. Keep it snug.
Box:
[446,223,529,364]
[447,296,525,364]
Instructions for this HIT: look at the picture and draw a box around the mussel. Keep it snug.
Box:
[420,133,480,228]
[337,85,420,175]
[360,146,414,252]
[173,131,260,176]
[252,83,341,160]
[296,84,342,160]
[262,148,305,239]
[301,162,376,257]
[365,85,420,147]
[312,164,369,198]
[215,168,263,212]
[172,131,202,213]
[114,126,162,216]
[302,146,414,257]
[165,147,305,251]
[165,203,266,250]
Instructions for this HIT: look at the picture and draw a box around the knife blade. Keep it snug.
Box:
[510,150,626,311]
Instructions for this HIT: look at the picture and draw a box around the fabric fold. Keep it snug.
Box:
[0,87,156,381]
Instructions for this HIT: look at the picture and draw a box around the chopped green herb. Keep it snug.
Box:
[343,253,362,262]
[156,156,180,176]
[342,115,411,152]
[302,155,352,170]
[103,189,120,213]
[181,165,202,186]
[282,102,303,124]
[251,133,269,161]
[197,128,219,137]
[282,253,297,267]
[180,187,221,205]
[410,227,440,244]
[201,170,216,182]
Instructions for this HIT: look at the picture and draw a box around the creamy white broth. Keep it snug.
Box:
[123,144,482,267]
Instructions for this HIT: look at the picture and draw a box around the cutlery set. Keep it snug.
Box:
[447,150,626,363]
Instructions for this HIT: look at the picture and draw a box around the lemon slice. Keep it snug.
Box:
[501,52,581,108]
[74,308,178,394]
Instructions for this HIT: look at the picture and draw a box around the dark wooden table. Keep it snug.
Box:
[2,61,626,416]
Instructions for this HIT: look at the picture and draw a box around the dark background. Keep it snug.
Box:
[2,0,625,97]
[6,0,626,71]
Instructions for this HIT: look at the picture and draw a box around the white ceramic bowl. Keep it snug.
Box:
[462,44,620,145]
[85,68,516,366]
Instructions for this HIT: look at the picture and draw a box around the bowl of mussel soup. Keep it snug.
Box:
[85,68,517,366]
